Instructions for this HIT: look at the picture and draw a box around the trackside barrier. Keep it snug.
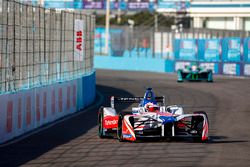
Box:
[94,27,250,77]
[94,56,174,73]
[0,72,96,144]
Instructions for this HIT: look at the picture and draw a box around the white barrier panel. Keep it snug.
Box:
[244,64,250,76]
[0,78,80,144]
[175,61,191,71]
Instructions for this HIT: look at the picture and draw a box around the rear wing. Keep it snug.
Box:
[110,96,165,108]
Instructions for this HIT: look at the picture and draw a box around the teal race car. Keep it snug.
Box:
[177,64,213,82]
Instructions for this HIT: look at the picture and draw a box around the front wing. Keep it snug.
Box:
[177,70,213,82]
[120,113,209,142]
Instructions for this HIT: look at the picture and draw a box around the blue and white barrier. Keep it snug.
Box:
[0,72,96,144]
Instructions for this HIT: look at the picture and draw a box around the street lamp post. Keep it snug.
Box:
[38,0,44,6]
[105,0,110,55]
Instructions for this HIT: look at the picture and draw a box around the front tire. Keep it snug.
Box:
[192,111,209,142]
[98,107,104,138]
[117,114,124,142]
[117,112,133,142]
[177,70,183,82]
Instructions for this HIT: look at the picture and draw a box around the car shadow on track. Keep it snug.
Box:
[207,136,249,144]
[0,84,134,167]
[116,136,249,144]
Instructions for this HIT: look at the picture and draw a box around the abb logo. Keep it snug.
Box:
[76,31,82,51]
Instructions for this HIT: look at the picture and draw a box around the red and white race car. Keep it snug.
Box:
[98,88,209,142]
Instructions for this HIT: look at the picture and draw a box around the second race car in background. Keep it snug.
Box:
[177,64,213,82]
[98,88,209,142]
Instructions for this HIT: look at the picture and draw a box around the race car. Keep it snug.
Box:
[98,88,209,142]
[177,64,213,82]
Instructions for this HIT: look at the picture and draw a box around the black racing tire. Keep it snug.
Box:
[193,111,209,142]
[117,112,133,142]
[98,106,105,138]
[192,121,203,142]
[194,111,209,125]
[117,113,124,142]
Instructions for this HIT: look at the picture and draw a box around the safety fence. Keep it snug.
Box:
[0,0,96,144]
[0,0,95,94]
[94,26,250,76]
[95,26,249,58]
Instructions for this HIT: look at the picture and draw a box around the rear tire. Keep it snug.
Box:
[177,70,183,82]
[98,107,105,138]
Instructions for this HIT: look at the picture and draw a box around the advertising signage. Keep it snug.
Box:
[204,39,220,61]
[179,39,197,61]
[128,2,154,10]
[222,38,242,62]
[157,0,190,11]
[44,0,83,9]
[84,1,103,9]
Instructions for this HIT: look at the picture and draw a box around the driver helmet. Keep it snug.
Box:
[145,103,160,112]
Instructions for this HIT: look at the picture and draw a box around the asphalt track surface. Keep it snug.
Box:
[1,69,250,167]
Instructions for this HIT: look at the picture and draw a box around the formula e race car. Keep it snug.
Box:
[98,88,209,142]
[177,64,213,82]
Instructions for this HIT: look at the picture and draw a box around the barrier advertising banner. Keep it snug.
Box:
[204,39,221,62]
[175,61,191,71]
[179,39,197,61]
[74,19,85,61]
[243,38,250,62]
[223,63,241,75]
[0,72,95,144]
[222,38,242,62]
[44,0,83,9]
[199,62,219,74]
[157,0,190,11]
[244,64,250,76]
[128,2,154,10]
[83,1,103,9]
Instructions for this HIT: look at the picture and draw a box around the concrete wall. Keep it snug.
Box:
[94,56,175,73]
[0,72,96,144]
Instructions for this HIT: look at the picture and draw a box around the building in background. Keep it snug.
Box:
[189,0,250,31]
[17,0,250,31]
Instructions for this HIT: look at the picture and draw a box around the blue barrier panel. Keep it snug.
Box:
[165,60,175,73]
[82,73,96,107]
[44,1,83,9]
[198,39,221,62]
[222,38,242,62]
[243,38,250,62]
[94,56,172,73]
[175,39,197,61]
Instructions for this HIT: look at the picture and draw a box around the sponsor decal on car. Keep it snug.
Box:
[103,116,118,129]
[123,134,132,138]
